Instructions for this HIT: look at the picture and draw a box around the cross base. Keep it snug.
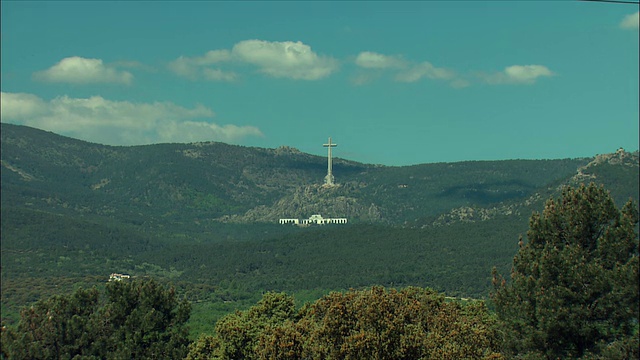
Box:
[324,174,335,186]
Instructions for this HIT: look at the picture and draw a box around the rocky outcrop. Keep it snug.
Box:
[218,182,384,223]
[568,148,638,186]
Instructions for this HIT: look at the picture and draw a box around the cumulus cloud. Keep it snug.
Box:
[355,51,405,69]
[169,40,338,81]
[33,57,133,84]
[232,40,338,80]
[353,51,462,87]
[620,12,639,30]
[482,65,554,85]
[0,92,263,145]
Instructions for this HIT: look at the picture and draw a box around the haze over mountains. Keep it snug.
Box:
[1,122,638,332]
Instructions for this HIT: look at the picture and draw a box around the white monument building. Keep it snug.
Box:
[279,214,348,226]
[279,138,347,225]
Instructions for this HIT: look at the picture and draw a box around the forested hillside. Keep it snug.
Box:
[1,123,638,340]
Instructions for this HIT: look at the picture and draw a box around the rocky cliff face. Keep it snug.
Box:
[217,182,384,223]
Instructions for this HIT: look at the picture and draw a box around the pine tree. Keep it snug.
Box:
[491,183,639,359]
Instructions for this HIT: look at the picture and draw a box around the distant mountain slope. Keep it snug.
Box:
[2,123,606,228]
[421,149,639,228]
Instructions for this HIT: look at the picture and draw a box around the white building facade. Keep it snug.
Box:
[279,214,347,225]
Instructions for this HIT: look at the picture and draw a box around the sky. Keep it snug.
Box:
[1,1,638,166]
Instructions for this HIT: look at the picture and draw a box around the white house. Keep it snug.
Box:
[109,273,131,282]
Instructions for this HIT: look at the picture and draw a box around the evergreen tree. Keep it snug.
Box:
[102,278,192,359]
[1,278,191,359]
[0,288,100,359]
[491,183,639,359]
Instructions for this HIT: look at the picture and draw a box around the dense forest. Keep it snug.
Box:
[0,206,525,334]
[1,124,638,358]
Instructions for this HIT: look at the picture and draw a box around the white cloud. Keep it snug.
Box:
[395,62,454,82]
[0,92,263,145]
[482,65,554,85]
[168,57,199,79]
[0,92,49,119]
[33,57,133,84]
[353,51,462,87]
[620,12,639,30]
[504,65,554,83]
[197,50,233,65]
[170,40,338,81]
[355,51,405,69]
[156,121,260,144]
[232,40,338,80]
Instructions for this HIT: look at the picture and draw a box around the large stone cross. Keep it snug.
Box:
[323,137,337,186]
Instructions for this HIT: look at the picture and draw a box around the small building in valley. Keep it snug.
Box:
[109,273,131,282]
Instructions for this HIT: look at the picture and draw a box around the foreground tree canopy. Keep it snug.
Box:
[187,287,503,360]
[492,183,639,359]
[1,278,191,359]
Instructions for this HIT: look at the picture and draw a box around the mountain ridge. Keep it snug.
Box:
[2,123,637,228]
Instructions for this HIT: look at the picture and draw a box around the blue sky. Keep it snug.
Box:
[1,1,638,166]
